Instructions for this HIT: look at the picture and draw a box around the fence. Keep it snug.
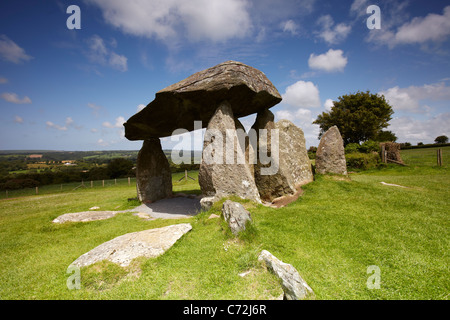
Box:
[399,147,448,167]
[1,177,137,200]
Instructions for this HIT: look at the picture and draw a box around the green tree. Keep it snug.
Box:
[374,130,397,142]
[313,91,394,145]
[434,135,448,144]
[106,158,134,179]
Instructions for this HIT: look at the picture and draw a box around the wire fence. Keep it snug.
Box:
[1,177,137,200]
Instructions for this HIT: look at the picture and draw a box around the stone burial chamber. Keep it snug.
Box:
[124,60,314,206]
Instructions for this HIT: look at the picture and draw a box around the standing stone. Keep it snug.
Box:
[258,250,314,300]
[199,101,261,203]
[136,138,172,203]
[222,200,252,235]
[252,112,313,202]
[315,126,347,175]
[276,119,314,187]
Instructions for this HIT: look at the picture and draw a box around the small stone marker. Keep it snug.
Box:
[222,200,252,235]
[258,250,314,300]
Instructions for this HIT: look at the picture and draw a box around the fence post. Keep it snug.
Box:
[6,190,8,198]
[128,177,131,186]
[91,181,93,188]
[36,186,39,195]
[381,144,386,163]
[102,180,104,187]
[437,149,443,166]
[115,178,117,185]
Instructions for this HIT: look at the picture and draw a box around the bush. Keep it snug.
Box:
[0,178,40,190]
[345,152,380,170]
[345,143,360,154]
[359,140,380,153]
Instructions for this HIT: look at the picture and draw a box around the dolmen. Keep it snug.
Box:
[124,61,314,206]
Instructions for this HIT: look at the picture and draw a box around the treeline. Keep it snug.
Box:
[398,142,450,150]
[0,157,200,191]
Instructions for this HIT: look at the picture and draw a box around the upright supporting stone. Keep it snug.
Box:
[199,101,261,203]
[252,110,313,202]
[315,126,347,175]
[136,138,172,203]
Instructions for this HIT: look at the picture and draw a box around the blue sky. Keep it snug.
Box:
[0,0,449,151]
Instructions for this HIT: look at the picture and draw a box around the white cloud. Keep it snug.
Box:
[324,99,334,111]
[366,5,450,48]
[282,20,299,35]
[97,139,109,147]
[282,81,321,108]
[316,15,351,45]
[395,6,450,45]
[380,82,450,113]
[308,49,347,72]
[350,0,370,18]
[14,115,23,124]
[102,116,126,140]
[109,52,128,72]
[85,0,252,44]
[1,92,31,104]
[137,104,146,112]
[87,102,104,117]
[86,35,128,72]
[46,121,67,131]
[0,35,33,64]
[45,117,77,131]
[389,113,450,144]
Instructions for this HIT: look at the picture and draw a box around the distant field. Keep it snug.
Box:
[400,146,449,167]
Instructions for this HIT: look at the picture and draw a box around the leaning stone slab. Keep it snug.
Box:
[222,200,252,235]
[71,223,192,268]
[315,125,347,175]
[124,60,282,140]
[258,250,314,300]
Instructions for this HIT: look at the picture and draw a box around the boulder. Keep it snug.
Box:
[71,223,192,268]
[222,200,252,235]
[136,138,173,203]
[258,250,314,300]
[124,61,282,140]
[315,126,347,175]
[198,101,261,203]
[252,114,313,202]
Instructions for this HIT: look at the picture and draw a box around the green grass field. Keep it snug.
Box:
[0,148,448,299]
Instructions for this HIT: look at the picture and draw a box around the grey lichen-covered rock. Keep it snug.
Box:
[124,60,282,140]
[258,250,314,300]
[198,101,261,203]
[70,223,192,268]
[252,114,313,202]
[136,138,173,203]
[315,125,347,175]
[222,200,252,235]
[276,119,314,187]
